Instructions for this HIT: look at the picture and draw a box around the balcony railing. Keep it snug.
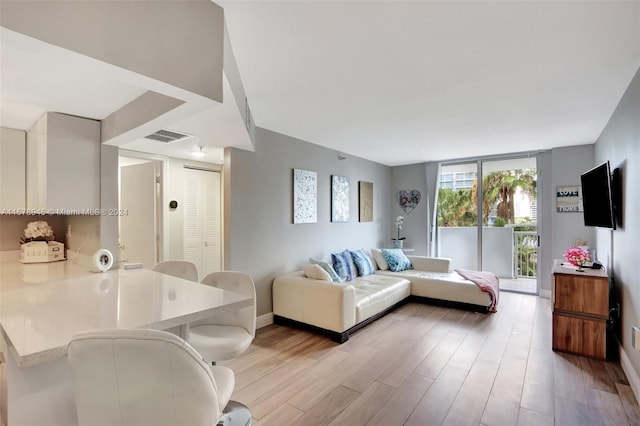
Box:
[514,230,537,278]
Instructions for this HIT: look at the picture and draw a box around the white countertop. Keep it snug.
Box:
[0,251,91,291]
[0,258,252,367]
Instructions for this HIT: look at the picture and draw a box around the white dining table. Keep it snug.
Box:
[0,267,252,426]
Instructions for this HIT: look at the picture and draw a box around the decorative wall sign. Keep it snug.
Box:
[293,169,317,223]
[556,185,583,212]
[397,190,421,214]
[359,181,373,222]
[331,175,350,222]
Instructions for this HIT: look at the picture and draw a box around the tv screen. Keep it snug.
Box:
[580,161,615,229]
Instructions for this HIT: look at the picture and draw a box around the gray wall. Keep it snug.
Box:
[226,128,391,316]
[390,145,596,294]
[549,145,596,261]
[390,164,428,255]
[594,67,640,384]
[537,144,596,293]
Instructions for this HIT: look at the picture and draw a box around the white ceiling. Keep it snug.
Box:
[0,26,252,165]
[1,1,639,167]
[219,0,640,165]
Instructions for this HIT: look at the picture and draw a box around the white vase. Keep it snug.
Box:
[392,240,404,249]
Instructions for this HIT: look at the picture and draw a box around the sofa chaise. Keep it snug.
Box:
[273,253,495,343]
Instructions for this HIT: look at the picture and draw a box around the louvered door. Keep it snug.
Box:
[183,167,221,276]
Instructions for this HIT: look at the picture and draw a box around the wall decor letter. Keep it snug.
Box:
[556,185,583,212]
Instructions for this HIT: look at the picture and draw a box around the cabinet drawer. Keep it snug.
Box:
[552,313,606,360]
[553,274,608,317]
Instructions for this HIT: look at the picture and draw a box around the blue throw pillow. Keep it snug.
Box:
[381,248,413,272]
[309,258,343,283]
[350,249,375,276]
[331,250,357,282]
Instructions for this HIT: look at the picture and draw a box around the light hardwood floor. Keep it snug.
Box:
[223,292,640,425]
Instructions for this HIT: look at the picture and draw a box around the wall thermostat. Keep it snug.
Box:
[169,200,178,209]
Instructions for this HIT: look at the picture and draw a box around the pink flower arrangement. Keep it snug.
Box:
[564,246,590,268]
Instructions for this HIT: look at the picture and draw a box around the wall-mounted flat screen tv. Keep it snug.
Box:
[580,161,615,229]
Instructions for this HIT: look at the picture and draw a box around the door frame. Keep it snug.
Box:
[436,151,543,295]
[118,149,168,262]
[182,165,223,276]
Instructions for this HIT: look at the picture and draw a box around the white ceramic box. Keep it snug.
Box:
[20,241,65,263]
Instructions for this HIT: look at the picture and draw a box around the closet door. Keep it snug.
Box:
[183,167,221,276]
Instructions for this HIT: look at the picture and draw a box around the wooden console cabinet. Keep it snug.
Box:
[552,264,610,360]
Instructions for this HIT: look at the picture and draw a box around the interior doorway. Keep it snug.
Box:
[118,155,163,268]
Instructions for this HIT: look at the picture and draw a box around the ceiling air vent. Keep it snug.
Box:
[144,129,192,143]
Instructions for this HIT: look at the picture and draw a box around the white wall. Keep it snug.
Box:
[0,0,224,102]
[67,215,100,259]
[0,127,26,210]
[594,67,640,390]
[226,128,391,315]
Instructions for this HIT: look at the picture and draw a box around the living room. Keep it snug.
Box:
[1,1,639,425]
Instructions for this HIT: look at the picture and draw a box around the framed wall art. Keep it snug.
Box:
[331,175,350,222]
[359,181,373,222]
[293,169,317,224]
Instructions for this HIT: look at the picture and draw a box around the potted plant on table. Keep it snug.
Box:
[392,216,406,249]
[564,246,590,272]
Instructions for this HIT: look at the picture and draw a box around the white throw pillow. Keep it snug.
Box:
[303,264,333,281]
[371,248,389,271]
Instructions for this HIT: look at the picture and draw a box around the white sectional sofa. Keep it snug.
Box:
[273,256,493,343]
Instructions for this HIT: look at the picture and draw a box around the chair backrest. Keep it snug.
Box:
[200,271,257,337]
[152,260,199,282]
[67,329,224,426]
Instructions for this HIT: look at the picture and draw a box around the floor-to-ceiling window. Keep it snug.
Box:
[436,155,539,294]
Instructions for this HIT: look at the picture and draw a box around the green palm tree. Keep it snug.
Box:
[438,169,536,227]
[480,169,536,225]
[437,188,477,227]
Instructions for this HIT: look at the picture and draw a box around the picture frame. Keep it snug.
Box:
[331,175,350,222]
[293,169,317,223]
[359,181,373,222]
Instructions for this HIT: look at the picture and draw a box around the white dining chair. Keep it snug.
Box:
[67,328,251,426]
[189,271,257,363]
[152,260,199,282]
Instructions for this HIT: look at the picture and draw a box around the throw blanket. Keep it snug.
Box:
[455,269,500,313]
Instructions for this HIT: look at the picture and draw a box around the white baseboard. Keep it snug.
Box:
[256,312,274,329]
[619,341,640,404]
[539,289,551,299]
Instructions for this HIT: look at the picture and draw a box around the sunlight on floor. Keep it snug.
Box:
[500,277,537,293]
